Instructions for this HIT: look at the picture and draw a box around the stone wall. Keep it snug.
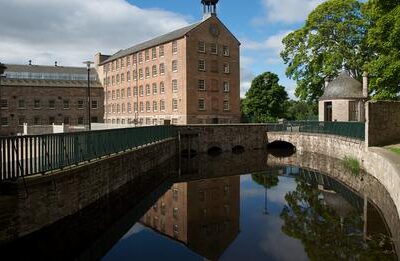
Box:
[0,138,176,242]
[177,124,268,153]
[268,132,400,221]
[366,101,400,146]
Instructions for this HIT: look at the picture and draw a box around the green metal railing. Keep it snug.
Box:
[0,125,176,181]
[266,121,365,140]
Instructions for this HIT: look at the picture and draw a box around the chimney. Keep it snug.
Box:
[28,60,32,66]
[324,76,330,88]
[362,71,368,98]
[55,61,58,67]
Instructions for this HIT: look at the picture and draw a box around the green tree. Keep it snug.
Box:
[251,171,279,189]
[285,100,318,121]
[364,1,400,100]
[281,0,371,102]
[242,72,288,122]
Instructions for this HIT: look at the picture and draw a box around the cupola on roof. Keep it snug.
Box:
[320,71,365,100]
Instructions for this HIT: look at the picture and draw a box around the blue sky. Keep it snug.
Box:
[0,0,325,98]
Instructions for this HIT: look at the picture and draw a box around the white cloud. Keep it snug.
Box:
[242,31,292,54]
[0,0,190,66]
[254,0,326,24]
[241,68,255,98]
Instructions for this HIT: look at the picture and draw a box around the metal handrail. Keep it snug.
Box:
[0,125,177,180]
[266,121,365,141]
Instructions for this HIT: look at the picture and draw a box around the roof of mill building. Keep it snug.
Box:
[320,71,365,100]
[1,64,102,88]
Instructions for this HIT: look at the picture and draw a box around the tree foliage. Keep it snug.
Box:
[281,0,371,102]
[285,100,318,121]
[242,72,288,122]
[364,0,400,100]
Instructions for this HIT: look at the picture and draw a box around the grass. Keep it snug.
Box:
[342,156,360,177]
[388,147,400,156]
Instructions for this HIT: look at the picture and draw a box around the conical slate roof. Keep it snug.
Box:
[320,71,364,100]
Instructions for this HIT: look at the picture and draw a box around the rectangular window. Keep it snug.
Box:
[133,53,137,64]
[116,74,120,84]
[223,45,230,56]
[48,100,55,109]
[153,101,158,111]
[198,79,206,91]
[121,89,125,98]
[159,45,164,57]
[1,117,8,126]
[198,60,206,71]
[133,70,137,80]
[172,99,178,111]
[127,87,132,97]
[121,58,125,68]
[126,56,131,66]
[116,59,120,70]
[34,99,41,109]
[172,41,178,54]
[78,100,84,109]
[172,80,178,92]
[223,100,230,111]
[210,43,218,54]
[159,63,165,75]
[145,67,150,78]
[127,102,132,113]
[172,60,178,72]
[18,100,25,109]
[138,52,143,63]
[127,71,131,82]
[63,100,70,109]
[223,81,230,92]
[121,73,125,82]
[152,65,157,77]
[116,89,120,99]
[160,81,165,93]
[139,85,144,96]
[146,101,150,112]
[223,63,230,74]
[198,99,205,111]
[160,100,165,111]
[139,69,143,79]
[153,83,158,94]
[91,100,98,109]
[122,103,125,113]
[134,102,138,112]
[146,84,151,95]
[152,48,157,59]
[198,41,206,53]
[134,86,138,96]
[145,50,150,61]
[112,76,115,85]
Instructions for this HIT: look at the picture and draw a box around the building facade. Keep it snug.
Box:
[319,71,368,122]
[0,64,104,136]
[95,7,240,125]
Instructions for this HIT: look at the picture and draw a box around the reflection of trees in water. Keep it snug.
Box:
[251,171,279,189]
[280,177,396,260]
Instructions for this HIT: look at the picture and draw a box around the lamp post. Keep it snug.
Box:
[0,62,7,135]
[83,61,94,131]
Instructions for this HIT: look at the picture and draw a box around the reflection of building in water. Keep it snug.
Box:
[141,176,240,260]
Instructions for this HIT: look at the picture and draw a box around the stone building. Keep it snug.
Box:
[140,176,240,260]
[0,63,104,136]
[319,71,368,122]
[95,0,240,125]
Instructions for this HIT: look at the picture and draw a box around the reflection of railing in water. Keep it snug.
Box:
[266,121,365,140]
[300,169,364,211]
[0,125,176,180]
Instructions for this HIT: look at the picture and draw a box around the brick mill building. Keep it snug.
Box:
[0,63,104,136]
[95,1,240,125]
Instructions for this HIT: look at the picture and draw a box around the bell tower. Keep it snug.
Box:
[202,0,219,19]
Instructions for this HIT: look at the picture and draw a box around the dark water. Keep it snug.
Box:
[102,167,396,261]
[0,151,398,260]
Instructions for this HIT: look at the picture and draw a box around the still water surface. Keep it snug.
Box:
[103,165,396,261]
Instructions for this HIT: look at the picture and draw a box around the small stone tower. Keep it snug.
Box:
[202,0,219,18]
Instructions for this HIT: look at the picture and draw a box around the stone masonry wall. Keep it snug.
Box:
[366,101,400,146]
[268,132,400,222]
[0,138,176,242]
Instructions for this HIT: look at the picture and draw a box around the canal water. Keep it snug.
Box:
[0,151,398,260]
